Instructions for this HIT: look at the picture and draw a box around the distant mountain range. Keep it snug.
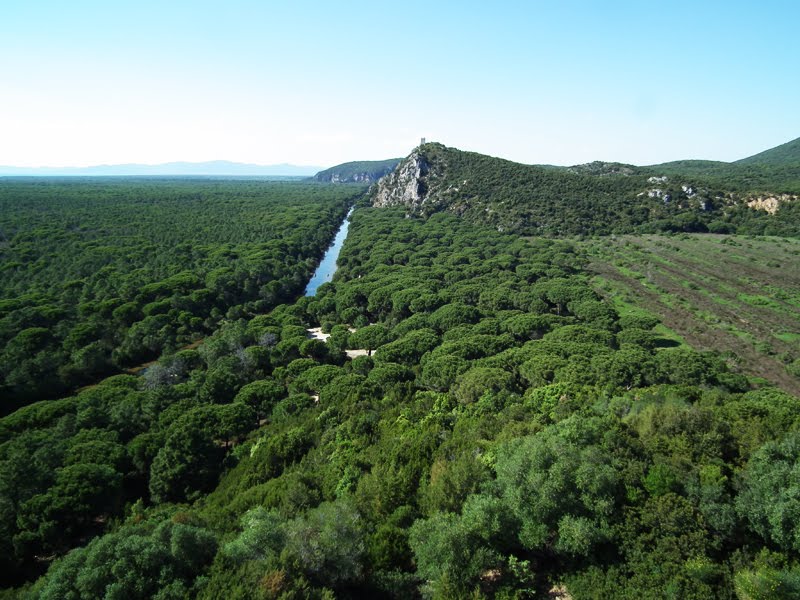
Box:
[0,160,323,177]
[4,136,798,181]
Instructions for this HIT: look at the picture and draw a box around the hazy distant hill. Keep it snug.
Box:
[371,141,800,236]
[313,158,401,183]
[0,160,322,177]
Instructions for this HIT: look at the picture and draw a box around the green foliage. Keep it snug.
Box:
[453,367,516,405]
[643,463,682,497]
[735,562,800,600]
[733,136,800,167]
[223,506,285,563]
[0,179,355,408]
[428,303,482,332]
[3,193,799,598]
[149,406,227,503]
[737,432,800,552]
[409,495,511,596]
[734,550,800,600]
[495,415,629,555]
[376,142,800,237]
[234,378,286,421]
[419,354,469,392]
[284,499,366,586]
[313,158,400,183]
[373,329,439,365]
[34,518,217,600]
[348,324,390,354]
[618,493,716,596]
[223,499,365,589]
[723,388,800,460]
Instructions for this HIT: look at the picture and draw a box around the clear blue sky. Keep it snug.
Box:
[2,0,798,168]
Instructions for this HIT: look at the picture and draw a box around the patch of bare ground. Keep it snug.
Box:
[548,584,573,600]
[306,327,330,342]
[585,235,800,396]
[306,327,369,359]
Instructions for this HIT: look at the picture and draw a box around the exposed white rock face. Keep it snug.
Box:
[648,176,668,184]
[330,172,377,183]
[746,194,798,215]
[372,152,430,209]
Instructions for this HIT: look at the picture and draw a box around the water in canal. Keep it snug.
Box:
[304,207,354,296]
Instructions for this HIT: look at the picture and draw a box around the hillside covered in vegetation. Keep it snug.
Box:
[313,159,401,184]
[734,136,800,167]
[371,141,800,236]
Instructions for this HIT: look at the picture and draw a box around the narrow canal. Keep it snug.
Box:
[123,206,355,377]
[304,206,354,296]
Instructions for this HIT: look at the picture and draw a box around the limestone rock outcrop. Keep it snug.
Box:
[371,150,431,210]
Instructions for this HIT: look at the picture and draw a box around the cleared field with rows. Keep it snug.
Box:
[582,234,800,395]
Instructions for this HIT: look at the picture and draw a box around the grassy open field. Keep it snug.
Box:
[581,234,800,395]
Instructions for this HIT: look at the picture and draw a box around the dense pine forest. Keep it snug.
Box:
[0,180,357,412]
[1,136,799,599]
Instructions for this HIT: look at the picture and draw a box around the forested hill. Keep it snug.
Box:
[645,136,800,192]
[734,136,800,166]
[371,142,800,236]
[313,158,401,183]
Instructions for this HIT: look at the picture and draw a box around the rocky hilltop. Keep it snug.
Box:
[371,148,432,210]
